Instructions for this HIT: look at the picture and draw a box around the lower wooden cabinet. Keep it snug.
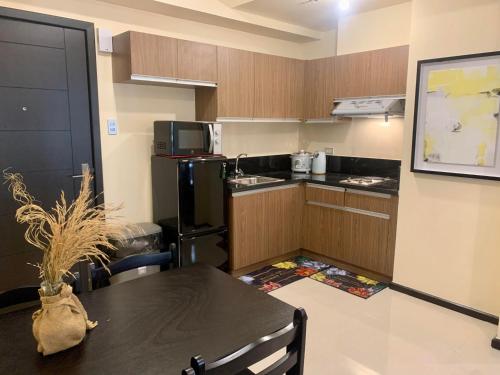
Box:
[341,210,392,276]
[230,183,398,277]
[302,203,342,259]
[229,185,303,270]
[302,186,399,278]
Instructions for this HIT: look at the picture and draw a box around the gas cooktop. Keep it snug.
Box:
[339,176,393,186]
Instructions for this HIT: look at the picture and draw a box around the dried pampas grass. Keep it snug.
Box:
[3,169,131,293]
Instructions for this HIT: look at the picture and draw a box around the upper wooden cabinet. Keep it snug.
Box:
[334,45,409,99]
[254,53,288,118]
[112,31,177,82]
[216,47,255,118]
[177,40,217,82]
[112,32,217,84]
[113,31,409,120]
[285,58,305,119]
[304,57,335,120]
[254,54,305,119]
[367,45,409,96]
[334,50,372,99]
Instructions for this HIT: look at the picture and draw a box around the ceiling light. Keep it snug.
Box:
[339,0,350,11]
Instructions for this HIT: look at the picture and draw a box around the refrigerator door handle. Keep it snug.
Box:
[208,124,214,154]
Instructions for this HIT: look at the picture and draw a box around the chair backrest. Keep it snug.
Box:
[182,307,307,375]
[90,251,173,289]
[0,286,39,312]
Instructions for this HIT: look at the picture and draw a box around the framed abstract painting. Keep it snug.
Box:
[411,51,500,180]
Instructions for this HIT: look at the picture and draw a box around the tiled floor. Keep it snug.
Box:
[251,278,500,375]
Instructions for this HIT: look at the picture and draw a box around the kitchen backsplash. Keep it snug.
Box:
[226,154,401,179]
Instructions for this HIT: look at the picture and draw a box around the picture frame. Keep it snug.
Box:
[411,51,500,180]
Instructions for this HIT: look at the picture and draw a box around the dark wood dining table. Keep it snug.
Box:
[0,264,295,374]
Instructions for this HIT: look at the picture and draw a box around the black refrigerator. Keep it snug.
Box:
[151,156,228,270]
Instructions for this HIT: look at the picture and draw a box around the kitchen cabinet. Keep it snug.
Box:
[254,53,288,118]
[341,211,391,275]
[305,184,345,206]
[177,40,217,82]
[302,203,343,259]
[112,31,178,83]
[334,50,372,99]
[195,47,255,121]
[334,46,409,99]
[254,54,305,119]
[300,185,398,277]
[367,45,409,96]
[304,57,335,120]
[113,30,408,120]
[112,32,217,85]
[229,185,303,270]
[217,47,255,118]
[285,58,305,119]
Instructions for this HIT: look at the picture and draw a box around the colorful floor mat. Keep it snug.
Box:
[310,266,387,299]
[239,256,330,293]
[239,256,387,299]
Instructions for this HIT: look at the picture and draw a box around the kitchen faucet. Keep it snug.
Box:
[235,153,248,177]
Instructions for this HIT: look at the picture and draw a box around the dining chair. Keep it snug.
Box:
[181,307,307,375]
[90,250,173,289]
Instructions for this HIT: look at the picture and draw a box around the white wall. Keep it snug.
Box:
[337,2,412,55]
[394,0,500,315]
[299,118,404,159]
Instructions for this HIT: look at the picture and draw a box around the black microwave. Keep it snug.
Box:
[154,121,222,157]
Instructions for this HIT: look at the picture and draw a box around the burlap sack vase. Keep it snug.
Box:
[32,283,97,356]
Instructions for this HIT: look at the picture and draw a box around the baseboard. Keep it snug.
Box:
[390,282,499,325]
[492,337,500,350]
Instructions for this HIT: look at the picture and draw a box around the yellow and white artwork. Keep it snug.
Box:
[423,64,500,167]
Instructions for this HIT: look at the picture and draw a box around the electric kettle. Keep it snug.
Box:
[312,151,326,175]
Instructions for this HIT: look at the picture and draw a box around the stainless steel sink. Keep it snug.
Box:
[228,175,285,186]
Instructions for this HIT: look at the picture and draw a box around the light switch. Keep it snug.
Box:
[107,119,118,135]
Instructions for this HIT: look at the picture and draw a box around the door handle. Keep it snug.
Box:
[71,163,92,179]
[208,124,214,154]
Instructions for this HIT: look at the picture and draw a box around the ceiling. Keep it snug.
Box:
[227,0,410,31]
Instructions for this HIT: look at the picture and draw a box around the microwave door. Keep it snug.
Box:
[172,122,211,156]
[178,159,226,235]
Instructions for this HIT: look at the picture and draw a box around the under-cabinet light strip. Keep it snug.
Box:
[130,74,217,87]
[216,117,302,123]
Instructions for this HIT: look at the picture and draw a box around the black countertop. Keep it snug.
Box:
[227,170,399,196]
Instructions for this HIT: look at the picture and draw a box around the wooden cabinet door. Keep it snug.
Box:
[368,45,409,96]
[266,186,303,259]
[304,57,335,119]
[254,53,288,118]
[177,39,217,82]
[341,211,391,275]
[285,58,305,119]
[217,47,254,118]
[334,51,371,99]
[229,193,268,270]
[302,203,343,259]
[230,186,303,271]
[128,31,177,78]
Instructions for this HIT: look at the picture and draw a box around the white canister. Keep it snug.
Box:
[312,151,326,175]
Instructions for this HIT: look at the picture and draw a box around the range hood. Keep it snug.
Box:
[331,96,405,121]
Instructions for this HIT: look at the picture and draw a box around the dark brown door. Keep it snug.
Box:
[0,17,98,291]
